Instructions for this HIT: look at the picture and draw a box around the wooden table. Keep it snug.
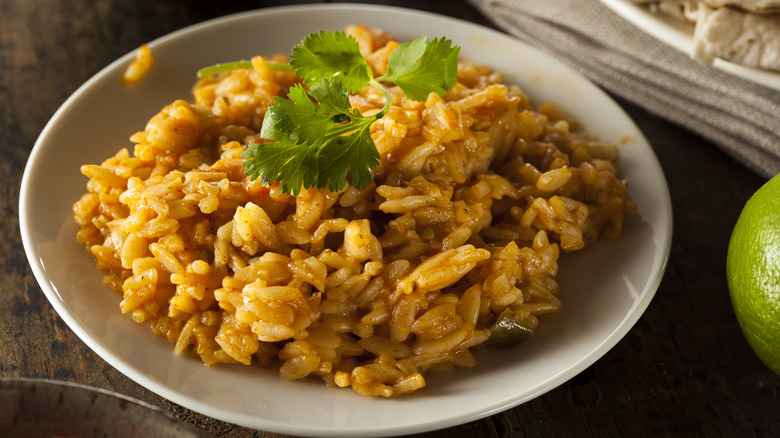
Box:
[3,0,778,436]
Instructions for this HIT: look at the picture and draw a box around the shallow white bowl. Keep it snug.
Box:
[600,0,780,91]
[20,4,672,437]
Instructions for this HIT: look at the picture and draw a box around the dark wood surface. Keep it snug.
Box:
[3,0,779,437]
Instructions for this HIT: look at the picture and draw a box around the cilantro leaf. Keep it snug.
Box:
[317,109,380,191]
[290,31,372,94]
[203,29,462,196]
[260,81,351,147]
[259,88,323,144]
[242,141,319,196]
[306,79,353,127]
[378,36,460,101]
[249,78,371,195]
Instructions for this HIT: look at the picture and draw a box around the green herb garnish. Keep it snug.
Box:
[197,30,460,195]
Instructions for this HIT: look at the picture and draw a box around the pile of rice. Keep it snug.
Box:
[73,25,631,397]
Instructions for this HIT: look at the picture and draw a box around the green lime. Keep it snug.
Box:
[726,173,780,376]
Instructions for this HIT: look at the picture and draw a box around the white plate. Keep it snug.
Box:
[600,0,780,91]
[19,4,672,437]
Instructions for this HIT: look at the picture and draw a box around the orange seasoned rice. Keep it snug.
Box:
[73,25,630,397]
[122,44,154,85]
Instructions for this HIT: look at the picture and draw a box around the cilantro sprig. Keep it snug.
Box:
[197,30,460,195]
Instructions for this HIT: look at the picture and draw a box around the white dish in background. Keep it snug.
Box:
[600,0,780,91]
[19,4,672,437]
[0,378,201,437]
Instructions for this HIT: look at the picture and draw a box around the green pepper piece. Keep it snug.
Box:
[488,308,535,347]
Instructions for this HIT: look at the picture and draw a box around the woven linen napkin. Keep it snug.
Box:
[465,0,780,178]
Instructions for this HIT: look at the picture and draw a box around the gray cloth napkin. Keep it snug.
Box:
[466,0,780,178]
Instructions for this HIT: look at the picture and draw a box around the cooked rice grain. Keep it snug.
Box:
[122,44,154,85]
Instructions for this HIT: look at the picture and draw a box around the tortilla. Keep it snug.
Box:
[627,0,780,13]
[692,5,780,70]
[645,1,700,21]
[625,1,780,71]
